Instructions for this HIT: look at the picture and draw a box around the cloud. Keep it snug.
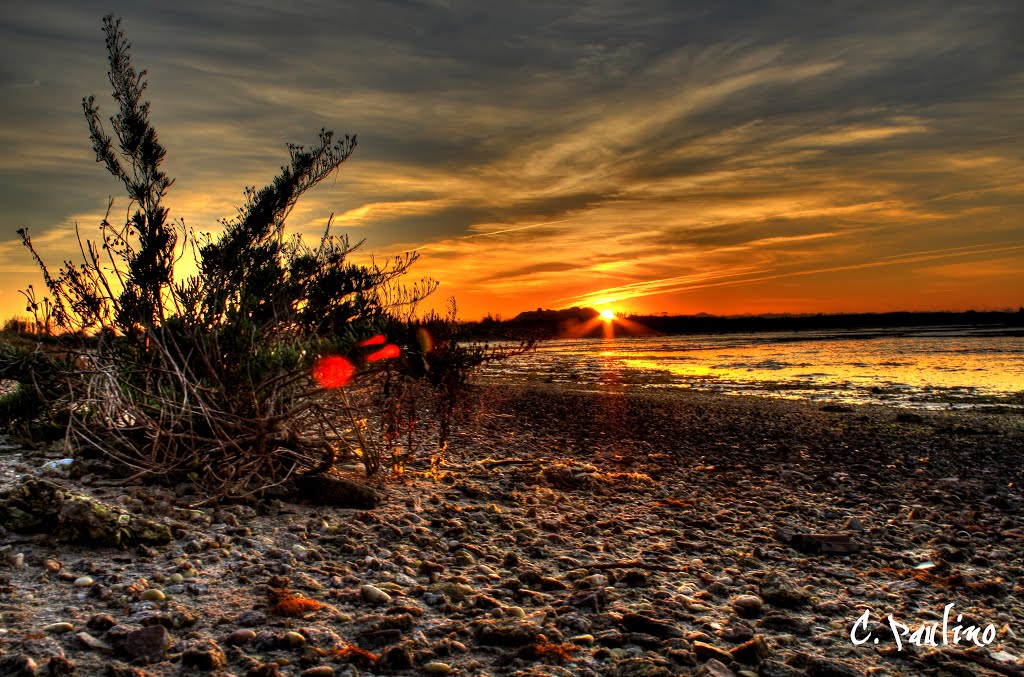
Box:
[1,1,1022,318]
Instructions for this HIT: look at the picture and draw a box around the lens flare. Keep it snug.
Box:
[358,334,387,347]
[312,355,355,388]
[366,344,401,362]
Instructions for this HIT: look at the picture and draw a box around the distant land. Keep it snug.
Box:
[463,307,1024,340]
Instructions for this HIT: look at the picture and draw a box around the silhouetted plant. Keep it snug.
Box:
[12,15,503,501]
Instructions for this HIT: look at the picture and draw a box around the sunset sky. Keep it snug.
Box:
[1,1,1021,320]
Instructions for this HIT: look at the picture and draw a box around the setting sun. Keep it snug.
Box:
[600,309,615,321]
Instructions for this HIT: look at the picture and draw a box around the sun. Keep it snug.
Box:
[600,309,615,321]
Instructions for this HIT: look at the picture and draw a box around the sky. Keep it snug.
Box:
[1,1,1022,321]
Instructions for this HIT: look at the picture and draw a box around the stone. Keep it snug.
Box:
[106,662,155,677]
[0,654,37,677]
[122,625,170,662]
[245,664,281,677]
[806,657,864,677]
[0,478,172,547]
[44,622,75,634]
[758,659,805,677]
[608,657,672,677]
[360,584,392,605]
[620,612,684,638]
[693,641,734,663]
[423,662,452,675]
[140,589,165,602]
[225,629,258,646]
[181,639,226,671]
[46,656,75,676]
[76,632,114,652]
[730,635,769,665]
[759,572,809,608]
[74,576,94,587]
[729,595,763,618]
[290,475,380,508]
[299,668,335,677]
[695,659,736,677]
[378,645,414,670]
[476,619,543,647]
[87,614,117,631]
[283,631,307,648]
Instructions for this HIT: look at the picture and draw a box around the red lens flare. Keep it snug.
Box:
[358,334,387,347]
[312,355,355,388]
[366,344,401,362]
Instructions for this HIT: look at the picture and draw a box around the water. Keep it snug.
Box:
[478,326,1024,410]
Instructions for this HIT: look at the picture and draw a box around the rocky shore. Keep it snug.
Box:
[1,383,1022,676]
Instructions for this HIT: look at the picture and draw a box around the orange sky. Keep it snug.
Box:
[1,3,1022,321]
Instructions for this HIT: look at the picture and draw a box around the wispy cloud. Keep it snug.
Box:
[1,1,1022,318]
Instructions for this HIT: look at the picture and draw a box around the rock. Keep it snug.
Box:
[423,662,452,675]
[284,631,307,648]
[620,612,684,638]
[299,668,334,677]
[729,595,763,618]
[620,570,648,587]
[181,639,227,671]
[476,619,543,647]
[244,664,281,677]
[806,657,864,677]
[730,635,769,665]
[842,517,864,532]
[0,478,172,546]
[693,641,734,663]
[720,622,755,644]
[43,622,75,634]
[695,659,736,677]
[106,662,154,677]
[225,629,258,646]
[76,632,114,652]
[87,614,117,631]
[46,656,75,676]
[608,657,672,677]
[22,635,65,661]
[140,589,165,602]
[74,576,94,587]
[378,645,414,670]
[0,654,37,677]
[759,572,809,608]
[757,661,803,677]
[757,612,812,635]
[122,625,170,662]
[360,584,392,604]
[291,475,380,508]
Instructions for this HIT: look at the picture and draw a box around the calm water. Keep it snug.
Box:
[479,326,1024,409]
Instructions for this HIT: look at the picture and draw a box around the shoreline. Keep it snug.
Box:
[0,382,1022,676]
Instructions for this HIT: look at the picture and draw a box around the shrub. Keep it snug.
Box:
[11,15,520,501]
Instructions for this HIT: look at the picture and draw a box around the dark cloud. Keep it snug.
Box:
[1,0,1021,316]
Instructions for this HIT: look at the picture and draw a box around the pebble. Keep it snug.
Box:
[284,631,307,648]
[729,594,764,618]
[140,588,166,602]
[122,624,170,661]
[224,628,257,646]
[422,662,452,675]
[75,632,113,652]
[360,584,392,605]
[44,622,75,634]
[181,639,227,671]
[73,576,93,587]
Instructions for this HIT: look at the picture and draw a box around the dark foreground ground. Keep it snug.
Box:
[1,383,1023,676]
